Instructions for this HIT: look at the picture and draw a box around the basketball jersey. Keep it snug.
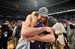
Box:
[30,22,42,49]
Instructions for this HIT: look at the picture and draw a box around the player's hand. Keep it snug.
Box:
[45,27,53,33]
[26,35,40,41]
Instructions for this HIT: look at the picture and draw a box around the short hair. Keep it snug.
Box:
[47,16,57,27]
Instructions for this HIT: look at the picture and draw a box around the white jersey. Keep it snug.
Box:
[16,36,30,49]
[52,22,66,45]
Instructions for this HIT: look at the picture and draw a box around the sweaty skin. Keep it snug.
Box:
[21,12,55,42]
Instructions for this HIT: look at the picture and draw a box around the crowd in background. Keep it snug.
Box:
[0,15,75,49]
[0,20,22,49]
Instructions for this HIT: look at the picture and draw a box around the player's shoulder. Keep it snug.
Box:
[24,15,31,22]
[26,15,31,19]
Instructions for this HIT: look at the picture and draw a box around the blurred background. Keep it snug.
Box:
[0,0,75,20]
[0,0,75,49]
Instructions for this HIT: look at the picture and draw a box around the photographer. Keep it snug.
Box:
[0,23,12,49]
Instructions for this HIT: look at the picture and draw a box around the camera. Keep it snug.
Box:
[70,24,75,29]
